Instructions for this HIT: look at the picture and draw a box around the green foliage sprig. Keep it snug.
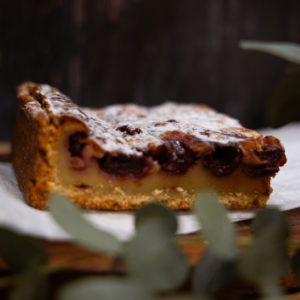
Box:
[0,191,300,300]
[239,41,300,65]
[239,40,300,127]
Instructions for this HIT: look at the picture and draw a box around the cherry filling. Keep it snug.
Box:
[152,141,196,175]
[68,131,284,178]
[202,144,242,176]
[242,142,286,177]
[68,132,87,170]
[98,154,152,178]
[68,132,87,157]
[256,143,285,162]
[117,125,142,135]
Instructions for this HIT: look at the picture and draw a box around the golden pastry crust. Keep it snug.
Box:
[12,82,286,210]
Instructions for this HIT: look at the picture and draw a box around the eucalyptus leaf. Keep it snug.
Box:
[239,41,300,64]
[126,204,189,292]
[290,248,300,280]
[238,208,288,297]
[58,277,153,300]
[10,263,48,300]
[194,190,237,260]
[48,193,122,255]
[267,66,300,127]
[260,284,284,299]
[253,208,289,239]
[192,249,236,295]
[0,227,46,272]
[135,203,177,234]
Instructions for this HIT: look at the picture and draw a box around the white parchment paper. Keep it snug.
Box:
[0,123,299,241]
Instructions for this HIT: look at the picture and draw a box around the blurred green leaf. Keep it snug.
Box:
[49,193,122,255]
[239,41,300,64]
[194,190,237,261]
[253,207,289,238]
[192,249,236,295]
[260,284,284,299]
[126,203,188,292]
[135,203,177,234]
[291,248,300,280]
[238,208,289,297]
[267,66,300,127]
[58,277,153,300]
[10,263,48,300]
[0,227,46,272]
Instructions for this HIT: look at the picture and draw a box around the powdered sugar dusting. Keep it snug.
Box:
[38,85,262,156]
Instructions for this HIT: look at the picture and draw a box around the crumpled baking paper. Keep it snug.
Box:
[0,123,299,241]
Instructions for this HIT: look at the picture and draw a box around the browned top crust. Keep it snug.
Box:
[17,82,287,178]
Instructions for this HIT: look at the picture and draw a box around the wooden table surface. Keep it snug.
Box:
[1,142,300,299]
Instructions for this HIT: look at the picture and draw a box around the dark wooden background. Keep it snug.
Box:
[0,0,299,140]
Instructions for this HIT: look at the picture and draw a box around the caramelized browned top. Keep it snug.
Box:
[17,82,287,178]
